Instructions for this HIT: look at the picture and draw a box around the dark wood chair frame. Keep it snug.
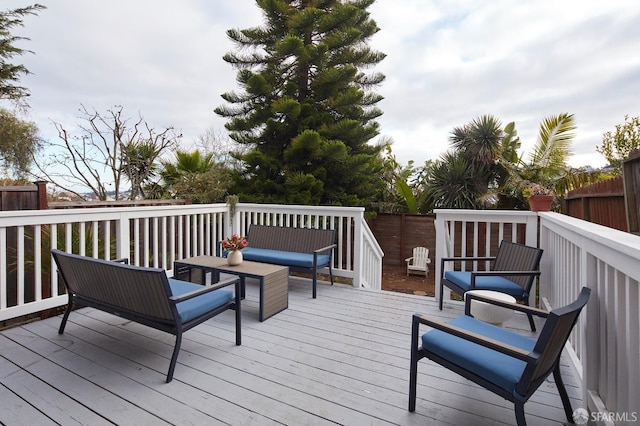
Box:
[409,287,591,426]
[439,240,543,331]
[52,249,242,383]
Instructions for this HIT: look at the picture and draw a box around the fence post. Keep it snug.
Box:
[35,181,49,210]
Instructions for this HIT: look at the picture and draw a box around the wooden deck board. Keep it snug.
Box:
[0,278,582,426]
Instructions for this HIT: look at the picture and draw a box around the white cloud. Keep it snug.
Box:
[4,0,640,173]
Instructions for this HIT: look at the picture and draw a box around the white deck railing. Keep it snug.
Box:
[434,209,539,304]
[0,203,382,322]
[435,209,640,421]
[539,212,640,422]
[233,203,383,290]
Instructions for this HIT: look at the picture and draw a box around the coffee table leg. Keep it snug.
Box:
[260,268,288,321]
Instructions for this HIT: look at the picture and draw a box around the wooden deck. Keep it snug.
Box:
[0,277,581,425]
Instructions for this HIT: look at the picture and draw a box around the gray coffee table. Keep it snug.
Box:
[174,256,288,321]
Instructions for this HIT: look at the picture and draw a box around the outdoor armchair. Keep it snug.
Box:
[409,287,591,426]
[439,240,543,331]
[405,246,431,276]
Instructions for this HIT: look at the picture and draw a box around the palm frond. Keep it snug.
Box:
[529,113,575,175]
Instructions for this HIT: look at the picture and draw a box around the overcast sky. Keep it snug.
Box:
[4,0,640,170]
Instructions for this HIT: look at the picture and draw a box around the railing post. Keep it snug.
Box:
[525,213,539,247]
[116,211,130,261]
[434,217,447,304]
[353,214,362,289]
[526,213,540,306]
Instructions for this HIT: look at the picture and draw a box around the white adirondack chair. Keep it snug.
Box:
[405,247,431,276]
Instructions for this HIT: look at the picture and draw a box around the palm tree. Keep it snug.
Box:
[425,151,485,210]
[425,115,504,210]
[161,150,215,186]
[449,115,504,196]
[498,113,603,208]
[426,113,607,211]
[122,140,163,200]
[159,150,230,203]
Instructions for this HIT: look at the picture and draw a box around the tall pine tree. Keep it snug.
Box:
[215,0,386,206]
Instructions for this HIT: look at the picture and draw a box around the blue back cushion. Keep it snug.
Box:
[422,316,536,394]
[168,279,233,323]
[241,247,331,269]
[444,271,526,298]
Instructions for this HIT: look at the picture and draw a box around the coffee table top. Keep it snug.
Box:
[175,256,288,277]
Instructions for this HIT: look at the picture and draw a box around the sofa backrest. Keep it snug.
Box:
[247,225,335,254]
[52,249,175,322]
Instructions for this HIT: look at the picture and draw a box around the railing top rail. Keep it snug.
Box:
[540,212,640,260]
[237,203,365,215]
[435,209,538,221]
[0,203,229,227]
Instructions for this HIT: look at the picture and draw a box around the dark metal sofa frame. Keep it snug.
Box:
[241,225,337,298]
[52,249,241,383]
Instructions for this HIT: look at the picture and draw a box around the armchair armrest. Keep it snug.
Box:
[412,313,535,362]
[463,292,549,318]
[470,270,541,277]
[469,270,541,289]
[112,258,129,264]
[170,276,240,303]
[441,256,496,263]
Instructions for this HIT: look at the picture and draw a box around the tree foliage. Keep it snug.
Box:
[497,113,577,209]
[425,115,504,210]
[157,150,231,204]
[32,105,180,201]
[596,115,640,174]
[0,107,40,177]
[371,140,432,214]
[215,0,386,206]
[0,4,45,103]
[425,113,607,211]
[425,151,483,210]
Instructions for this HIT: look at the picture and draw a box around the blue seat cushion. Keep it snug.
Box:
[168,279,233,323]
[422,316,536,394]
[241,247,331,269]
[444,271,526,298]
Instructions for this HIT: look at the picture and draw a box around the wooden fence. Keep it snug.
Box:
[564,176,627,231]
[0,182,48,211]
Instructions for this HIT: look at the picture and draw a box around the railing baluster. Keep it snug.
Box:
[0,227,6,310]
[34,225,42,301]
[17,226,24,305]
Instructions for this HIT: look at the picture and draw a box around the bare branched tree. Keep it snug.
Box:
[32,105,181,200]
[194,126,248,170]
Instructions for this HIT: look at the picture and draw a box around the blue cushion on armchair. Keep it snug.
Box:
[422,315,536,393]
[444,271,526,298]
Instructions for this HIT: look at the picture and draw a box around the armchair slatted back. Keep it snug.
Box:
[412,247,430,267]
[518,287,591,396]
[493,240,543,290]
